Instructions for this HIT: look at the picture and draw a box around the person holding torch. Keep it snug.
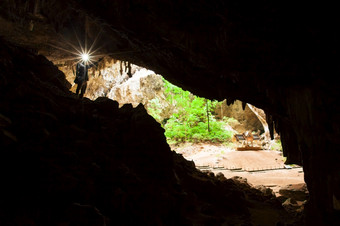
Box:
[74,53,94,98]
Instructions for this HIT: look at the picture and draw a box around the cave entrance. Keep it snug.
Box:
[59,59,305,197]
[151,82,305,197]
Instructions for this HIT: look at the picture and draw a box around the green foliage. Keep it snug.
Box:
[147,78,233,143]
[147,98,163,122]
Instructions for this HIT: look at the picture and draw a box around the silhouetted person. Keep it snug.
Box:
[74,61,93,98]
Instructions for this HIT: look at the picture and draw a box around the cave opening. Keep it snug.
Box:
[1,1,340,225]
[60,56,307,209]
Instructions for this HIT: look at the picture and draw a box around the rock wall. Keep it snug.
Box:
[0,38,302,225]
[58,57,164,109]
[73,3,340,224]
[1,1,340,224]
[107,68,163,107]
[215,100,263,133]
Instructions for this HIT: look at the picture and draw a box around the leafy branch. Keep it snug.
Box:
[147,79,233,143]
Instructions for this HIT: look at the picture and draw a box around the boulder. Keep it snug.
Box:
[255,185,275,197]
[279,183,309,201]
[282,198,306,214]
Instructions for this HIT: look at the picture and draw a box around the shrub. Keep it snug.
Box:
[147,79,233,144]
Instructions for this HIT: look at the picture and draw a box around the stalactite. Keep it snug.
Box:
[226,98,235,106]
[1,1,338,224]
[119,60,123,75]
[127,62,132,78]
[33,0,40,15]
[265,113,274,140]
[274,116,280,134]
[280,122,302,165]
[242,101,246,110]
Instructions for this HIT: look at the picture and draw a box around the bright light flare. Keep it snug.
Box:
[48,25,106,66]
[81,53,89,62]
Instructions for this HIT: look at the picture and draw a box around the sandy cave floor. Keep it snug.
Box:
[171,143,305,195]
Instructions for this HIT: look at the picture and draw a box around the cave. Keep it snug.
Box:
[0,1,339,225]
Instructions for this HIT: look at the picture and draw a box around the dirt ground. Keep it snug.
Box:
[171,143,305,195]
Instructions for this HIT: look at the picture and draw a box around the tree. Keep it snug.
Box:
[147,78,233,143]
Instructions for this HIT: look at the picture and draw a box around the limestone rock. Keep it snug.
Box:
[0,38,297,226]
[1,1,339,224]
[107,69,163,107]
[215,100,263,133]
[255,185,275,197]
[279,183,309,201]
[282,198,306,214]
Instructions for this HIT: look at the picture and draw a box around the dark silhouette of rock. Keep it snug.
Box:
[1,1,340,224]
[279,183,309,202]
[0,39,300,225]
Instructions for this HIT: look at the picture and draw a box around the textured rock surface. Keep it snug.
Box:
[58,57,163,107]
[0,39,299,225]
[107,69,163,107]
[215,100,263,133]
[1,1,340,224]
[279,183,309,202]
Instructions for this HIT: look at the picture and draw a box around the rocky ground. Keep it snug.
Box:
[172,143,305,193]
[172,142,308,215]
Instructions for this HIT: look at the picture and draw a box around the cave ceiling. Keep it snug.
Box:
[0,1,338,140]
[1,1,340,223]
[1,1,336,110]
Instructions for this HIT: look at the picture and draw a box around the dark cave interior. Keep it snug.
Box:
[0,1,340,225]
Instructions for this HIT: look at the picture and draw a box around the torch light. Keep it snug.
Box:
[81,53,89,62]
